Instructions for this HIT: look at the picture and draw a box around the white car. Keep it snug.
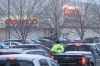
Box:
[0,54,60,66]
[1,48,52,58]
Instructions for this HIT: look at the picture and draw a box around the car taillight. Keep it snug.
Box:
[11,46,16,48]
[81,57,87,64]
[7,57,17,61]
[51,55,54,59]
[50,52,55,59]
[0,51,7,54]
[75,43,81,48]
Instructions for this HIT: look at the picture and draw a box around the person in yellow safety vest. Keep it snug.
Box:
[51,40,64,53]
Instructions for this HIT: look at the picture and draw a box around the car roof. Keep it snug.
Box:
[14,44,50,49]
[55,53,84,56]
[0,54,51,60]
[22,49,47,52]
[0,48,48,53]
[65,51,92,54]
[9,49,47,53]
[16,44,41,46]
[0,48,23,53]
[7,48,24,53]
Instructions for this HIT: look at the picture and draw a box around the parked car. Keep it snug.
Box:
[83,37,100,43]
[0,48,52,58]
[0,54,60,66]
[54,51,94,66]
[65,51,95,66]
[3,41,22,48]
[11,44,54,57]
[64,43,100,66]
[32,38,53,48]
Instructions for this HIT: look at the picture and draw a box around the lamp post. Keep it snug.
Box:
[8,0,10,39]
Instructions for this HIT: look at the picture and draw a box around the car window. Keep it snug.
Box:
[26,51,44,55]
[14,45,33,48]
[39,59,49,66]
[41,46,50,52]
[0,44,9,49]
[0,45,2,48]
[0,43,8,47]
[11,43,18,45]
[0,60,34,66]
[34,45,43,49]
[43,52,51,57]
[4,43,10,46]
[0,44,8,49]
[50,60,59,66]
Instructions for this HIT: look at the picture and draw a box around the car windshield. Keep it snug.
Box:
[0,60,34,66]
[65,45,92,52]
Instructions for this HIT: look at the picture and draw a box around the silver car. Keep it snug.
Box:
[0,48,52,58]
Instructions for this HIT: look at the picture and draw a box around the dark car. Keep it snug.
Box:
[54,52,93,66]
[64,43,100,66]
[31,38,53,48]
[65,51,95,66]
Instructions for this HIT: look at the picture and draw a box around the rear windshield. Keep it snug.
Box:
[65,45,92,52]
[0,60,34,66]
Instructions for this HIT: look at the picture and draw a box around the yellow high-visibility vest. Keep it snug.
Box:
[51,44,64,53]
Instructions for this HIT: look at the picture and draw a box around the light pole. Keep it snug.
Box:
[8,0,10,39]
